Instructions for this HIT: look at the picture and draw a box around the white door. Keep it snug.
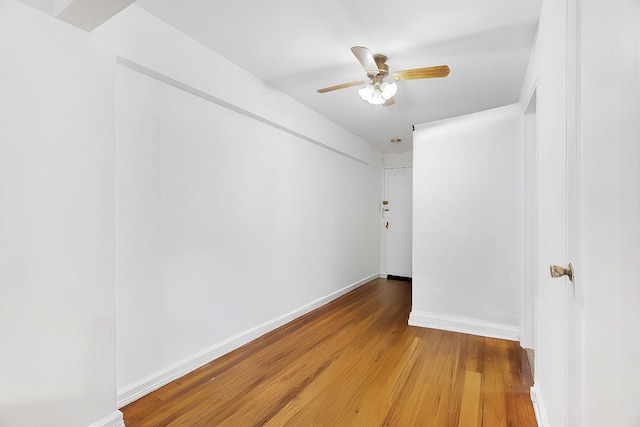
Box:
[384,168,412,278]
[533,1,580,424]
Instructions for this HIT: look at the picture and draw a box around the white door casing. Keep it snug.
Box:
[522,90,538,352]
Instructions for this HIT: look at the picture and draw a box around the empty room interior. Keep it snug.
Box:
[1,0,639,426]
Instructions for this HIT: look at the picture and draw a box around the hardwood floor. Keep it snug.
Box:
[122,278,536,426]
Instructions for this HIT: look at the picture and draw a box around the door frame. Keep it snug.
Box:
[565,0,583,424]
[522,87,538,354]
[528,0,583,424]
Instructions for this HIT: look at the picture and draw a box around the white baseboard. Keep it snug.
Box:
[408,310,520,341]
[530,385,550,427]
[88,410,125,427]
[117,273,379,408]
[380,273,388,279]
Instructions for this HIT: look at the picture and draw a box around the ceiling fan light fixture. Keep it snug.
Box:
[358,81,397,105]
[381,82,398,99]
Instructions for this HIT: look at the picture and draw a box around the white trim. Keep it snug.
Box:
[383,166,412,170]
[408,310,520,341]
[565,1,583,425]
[530,385,550,427]
[87,410,125,427]
[117,274,379,407]
[379,273,388,279]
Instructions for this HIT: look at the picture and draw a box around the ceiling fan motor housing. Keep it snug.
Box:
[369,54,389,78]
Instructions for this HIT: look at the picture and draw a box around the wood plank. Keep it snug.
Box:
[121,279,536,426]
[459,371,482,427]
[482,338,507,427]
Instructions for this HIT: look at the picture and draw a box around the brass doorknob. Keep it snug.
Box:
[550,263,574,282]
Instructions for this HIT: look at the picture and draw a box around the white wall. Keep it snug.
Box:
[112,7,382,405]
[410,105,524,340]
[579,0,640,425]
[0,1,120,426]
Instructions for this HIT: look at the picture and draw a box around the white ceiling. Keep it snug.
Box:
[134,0,541,154]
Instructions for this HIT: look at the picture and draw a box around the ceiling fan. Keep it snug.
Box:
[317,46,450,106]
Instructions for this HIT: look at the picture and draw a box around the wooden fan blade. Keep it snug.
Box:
[382,98,395,107]
[317,80,365,93]
[392,65,450,81]
[350,46,380,75]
